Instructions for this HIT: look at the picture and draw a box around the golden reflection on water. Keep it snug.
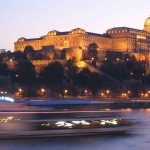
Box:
[146,108,150,112]
[126,108,132,111]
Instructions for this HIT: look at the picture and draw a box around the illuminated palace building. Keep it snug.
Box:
[14,17,150,61]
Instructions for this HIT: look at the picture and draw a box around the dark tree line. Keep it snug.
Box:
[1,43,150,98]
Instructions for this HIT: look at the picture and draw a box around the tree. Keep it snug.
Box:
[130,82,141,98]
[74,68,91,87]
[0,63,9,76]
[28,52,44,60]
[133,63,146,80]
[125,60,136,74]
[100,60,114,75]
[87,72,102,97]
[26,87,39,98]
[15,60,37,84]
[124,54,130,61]
[145,74,150,85]
[87,43,98,60]
[12,51,27,61]
[39,70,58,84]
[65,57,78,79]
[44,61,64,84]
[0,49,12,62]
[24,45,35,53]
[131,55,136,61]
[0,77,10,91]
[113,62,129,81]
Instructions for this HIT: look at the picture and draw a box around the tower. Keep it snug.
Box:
[144,16,150,32]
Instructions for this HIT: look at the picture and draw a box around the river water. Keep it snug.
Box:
[0,109,150,150]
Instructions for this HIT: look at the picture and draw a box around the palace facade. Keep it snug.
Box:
[14,17,150,60]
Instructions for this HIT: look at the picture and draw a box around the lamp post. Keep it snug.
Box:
[64,89,68,98]
[85,90,87,96]
[116,58,119,61]
[19,88,22,93]
[141,93,144,98]
[18,88,22,99]
[41,88,45,97]
[106,90,109,97]
[128,91,130,98]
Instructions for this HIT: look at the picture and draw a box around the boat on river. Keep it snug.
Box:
[0,109,136,138]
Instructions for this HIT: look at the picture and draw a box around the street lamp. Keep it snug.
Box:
[141,93,144,98]
[16,74,19,77]
[64,89,68,94]
[85,90,87,96]
[106,90,109,97]
[41,88,45,93]
[19,88,22,92]
[64,89,68,98]
[41,88,45,97]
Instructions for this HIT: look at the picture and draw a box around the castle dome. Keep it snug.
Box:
[47,30,58,36]
[144,17,150,32]
[70,28,86,34]
[144,17,150,27]
[17,37,26,42]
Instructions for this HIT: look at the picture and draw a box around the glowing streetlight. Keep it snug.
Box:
[106,90,109,94]
[41,88,45,93]
[106,90,109,97]
[19,88,22,92]
[64,89,68,94]
[16,74,19,77]
[116,58,119,61]
[145,94,148,97]
[141,93,144,98]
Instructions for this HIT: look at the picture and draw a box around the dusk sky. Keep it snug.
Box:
[0,0,150,51]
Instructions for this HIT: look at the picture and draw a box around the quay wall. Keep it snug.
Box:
[24,98,150,110]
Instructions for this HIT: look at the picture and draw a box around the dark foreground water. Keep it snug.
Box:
[0,109,150,150]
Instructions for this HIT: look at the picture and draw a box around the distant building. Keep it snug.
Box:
[14,16,150,61]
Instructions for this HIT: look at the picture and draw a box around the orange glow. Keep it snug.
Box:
[41,88,45,93]
[126,108,132,111]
